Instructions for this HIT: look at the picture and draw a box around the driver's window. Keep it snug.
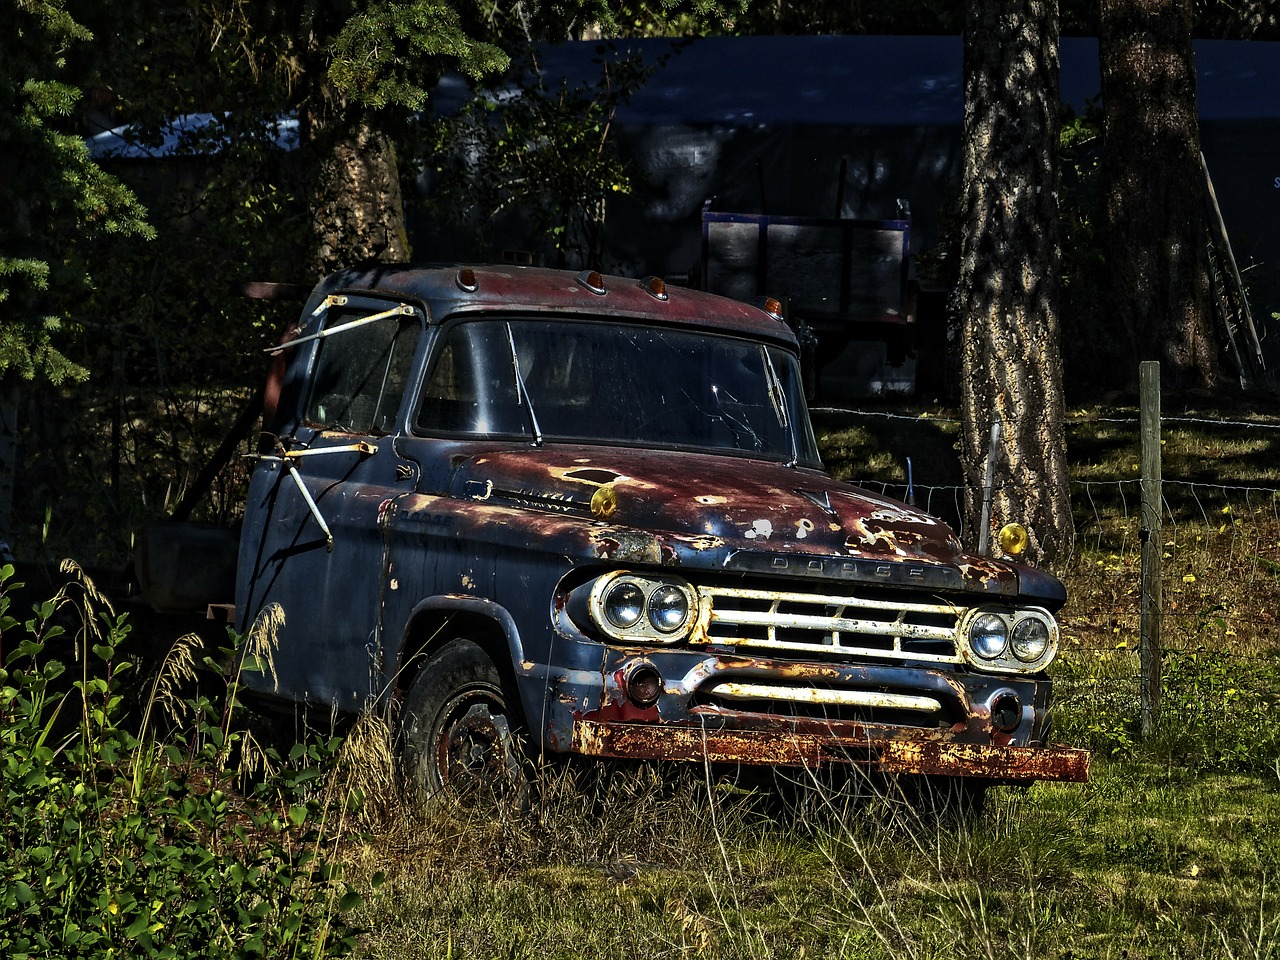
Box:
[305,310,420,435]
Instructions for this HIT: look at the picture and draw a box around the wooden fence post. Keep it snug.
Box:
[1139,361,1163,738]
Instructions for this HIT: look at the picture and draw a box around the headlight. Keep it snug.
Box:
[648,584,691,633]
[603,581,645,628]
[1011,617,1050,662]
[970,613,1009,659]
[580,573,698,644]
[961,607,1058,673]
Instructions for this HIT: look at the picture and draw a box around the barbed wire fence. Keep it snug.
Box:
[817,365,1280,761]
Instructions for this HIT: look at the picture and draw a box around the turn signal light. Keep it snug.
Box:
[625,663,663,708]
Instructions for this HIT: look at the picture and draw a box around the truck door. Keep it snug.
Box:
[237,296,423,710]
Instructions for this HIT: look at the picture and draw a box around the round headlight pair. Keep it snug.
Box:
[604,579,690,634]
[594,574,696,642]
[966,609,1056,670]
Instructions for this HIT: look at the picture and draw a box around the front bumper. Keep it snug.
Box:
[571,717,1090,782]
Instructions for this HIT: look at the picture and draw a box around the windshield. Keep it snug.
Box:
[415,318,820,465]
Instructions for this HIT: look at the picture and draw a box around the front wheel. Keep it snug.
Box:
[399,638,526,804]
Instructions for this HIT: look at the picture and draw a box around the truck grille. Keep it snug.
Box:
[696,584,965,664]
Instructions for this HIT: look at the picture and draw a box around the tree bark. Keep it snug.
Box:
[1099,0,1218,389]
[956,0,1074,567]
[308,118,411,277]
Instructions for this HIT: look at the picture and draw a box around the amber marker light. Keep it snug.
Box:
[998,522,1030,558]
[640,275,669,301]
[755,296,784,320]
[576,269,607,295]
[456,267,478,292]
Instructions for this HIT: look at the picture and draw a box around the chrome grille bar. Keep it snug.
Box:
[704,680,944,713]
[697,585,965,664]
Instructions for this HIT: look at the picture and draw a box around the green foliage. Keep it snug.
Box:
[1156,648,1280,773]
[1051,649,1142,759]
[0,564,366,958]
[0,0,153,385]
[428,46,648,269]
[1054,646,1280,773]
[1057,99,1120,395]
[11,102,312,562]
[328,0,508,111]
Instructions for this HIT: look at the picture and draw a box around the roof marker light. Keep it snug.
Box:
[456,267,478,292]
[577,270,607,295]
[640,276,669,302]
[754,296,784,321]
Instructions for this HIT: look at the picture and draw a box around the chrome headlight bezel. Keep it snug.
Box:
[586,572,698,644]
[959,606,1058,673]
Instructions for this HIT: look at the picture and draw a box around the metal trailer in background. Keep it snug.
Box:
[697,203,926,399]
[417,35,1280,397]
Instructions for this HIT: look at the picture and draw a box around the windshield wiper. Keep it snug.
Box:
[505,322,543,446]
[761,346,799,468]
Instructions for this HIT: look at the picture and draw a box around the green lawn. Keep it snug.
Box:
[339,757,1280,960]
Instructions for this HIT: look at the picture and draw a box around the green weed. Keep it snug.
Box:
[0,562,370,959]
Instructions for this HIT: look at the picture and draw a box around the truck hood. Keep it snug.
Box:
[445,445,1055,600]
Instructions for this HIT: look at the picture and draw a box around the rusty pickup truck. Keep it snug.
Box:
[232,263,1087,798]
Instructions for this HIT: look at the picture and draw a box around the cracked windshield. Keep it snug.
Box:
[417,318,819,464]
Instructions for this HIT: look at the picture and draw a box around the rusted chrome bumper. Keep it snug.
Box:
[571,719,1090,783]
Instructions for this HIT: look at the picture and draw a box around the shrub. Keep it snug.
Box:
[0,562,369,959]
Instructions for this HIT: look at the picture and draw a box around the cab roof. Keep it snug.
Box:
[309,263,798,346]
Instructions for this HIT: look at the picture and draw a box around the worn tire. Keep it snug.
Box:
[400,638,527,805]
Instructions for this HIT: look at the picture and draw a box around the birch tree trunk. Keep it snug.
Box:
[956,0,1074,566]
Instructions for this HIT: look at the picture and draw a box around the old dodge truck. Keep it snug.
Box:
[231,263,1088,798]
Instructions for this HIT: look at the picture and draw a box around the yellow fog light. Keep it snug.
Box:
[998,522,1029,557]
[591,484,618,519]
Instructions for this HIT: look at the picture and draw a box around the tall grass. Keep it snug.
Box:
[7,404,1280,957]
[329,739,1278,959]
[0,562,368,959]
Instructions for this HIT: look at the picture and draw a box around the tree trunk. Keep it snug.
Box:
[1099,0,1218,389]
[308,118,411,277]
[956,0,1074,567]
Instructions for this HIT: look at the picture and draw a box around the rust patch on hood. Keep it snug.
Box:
[562,466,627,485]
[592,529,676,565]
[442,445,1033,594]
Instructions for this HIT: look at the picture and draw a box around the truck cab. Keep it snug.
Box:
[236,263,1087,796]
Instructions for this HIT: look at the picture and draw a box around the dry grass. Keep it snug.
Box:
[327,748,1280,960]
[201,400,1280,959]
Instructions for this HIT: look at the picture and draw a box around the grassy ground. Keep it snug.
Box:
[332,754,1280,960]
[6,401,1279,959]
[328,401,1280,960]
